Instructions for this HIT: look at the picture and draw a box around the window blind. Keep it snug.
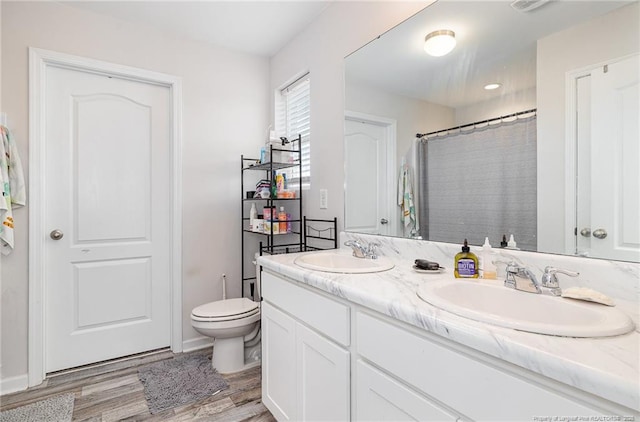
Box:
[281,74,310,189]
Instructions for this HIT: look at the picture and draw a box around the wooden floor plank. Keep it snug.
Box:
[100,391,149,422]
[230,386,263,407]
[80,373,140,396]
[73,380,143,412]
[201,398,273,422]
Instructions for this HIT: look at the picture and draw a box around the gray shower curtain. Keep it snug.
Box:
[417,116,537,250]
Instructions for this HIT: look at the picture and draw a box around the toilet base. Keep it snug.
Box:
[212,337,250,373]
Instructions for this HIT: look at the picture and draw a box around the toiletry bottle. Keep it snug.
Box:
[480,237,497,279]
[271,172,278,199]
[506,234,520,250]
[249,203,257,229]
[278,206,287,233]
[454,239,479,279]
[276,174,284,197]
[500,234,508,248]
[286,213,292,233]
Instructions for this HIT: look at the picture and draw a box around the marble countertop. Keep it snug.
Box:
[257,249,640,412]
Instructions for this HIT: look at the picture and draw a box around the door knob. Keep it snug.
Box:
[380,218,389,225]
[592,229,607,239]
[50,229,64,240]
[580,228,591,237]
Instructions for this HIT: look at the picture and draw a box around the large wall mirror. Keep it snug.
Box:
[344,0,639,263]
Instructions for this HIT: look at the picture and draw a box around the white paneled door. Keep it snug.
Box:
[589,54,640,262]
[44,65,172,372]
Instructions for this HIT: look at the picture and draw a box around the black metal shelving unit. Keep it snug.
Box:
[241,135,303,298]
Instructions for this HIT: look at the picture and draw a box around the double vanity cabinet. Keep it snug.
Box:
[260,267,638,421]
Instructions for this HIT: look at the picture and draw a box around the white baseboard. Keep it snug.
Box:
[182,337,213,353]
[0,374,29,395]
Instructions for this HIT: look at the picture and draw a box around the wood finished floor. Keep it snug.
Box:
[0,349,275,421]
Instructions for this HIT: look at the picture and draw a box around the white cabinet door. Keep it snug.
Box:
[262,302,297,421]
[297,323,350,421]
[356,360,457,421]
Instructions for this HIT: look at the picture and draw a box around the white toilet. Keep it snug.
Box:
[190,297,261,373]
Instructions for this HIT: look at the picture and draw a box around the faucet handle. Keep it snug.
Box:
[541,266,579,288]
[503,261,521,274]
[366,242,381,259]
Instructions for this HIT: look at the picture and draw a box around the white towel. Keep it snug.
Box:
[1,125,26,255]
[397,164,419,236]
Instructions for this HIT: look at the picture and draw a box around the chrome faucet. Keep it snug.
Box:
[541,266,579,296]
[344,240,366,258]
[344,240,381,259]
[504,263,580,296]
[504,263,542,294]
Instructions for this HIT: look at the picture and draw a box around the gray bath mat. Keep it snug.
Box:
[138,354,229,414]
[0,393,74,422]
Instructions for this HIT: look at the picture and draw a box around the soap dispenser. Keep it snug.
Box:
[454,239,479,279]
[480,237,497,279]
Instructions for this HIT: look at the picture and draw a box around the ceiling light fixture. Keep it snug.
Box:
[424,30,456,57]
[484,83,502,90]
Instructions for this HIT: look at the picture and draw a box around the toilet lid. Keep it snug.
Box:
[192,298,259,319]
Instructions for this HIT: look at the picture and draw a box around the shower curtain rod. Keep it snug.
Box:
[416,108,537,139]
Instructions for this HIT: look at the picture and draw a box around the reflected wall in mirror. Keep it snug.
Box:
[344,0,639,262]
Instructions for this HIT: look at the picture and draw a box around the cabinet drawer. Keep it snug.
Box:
[262,271,350,346]
[356,359,457,421]
[356,311,602,421]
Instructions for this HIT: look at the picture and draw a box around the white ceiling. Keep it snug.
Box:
[345,0,631,108]
[62,1,332,57]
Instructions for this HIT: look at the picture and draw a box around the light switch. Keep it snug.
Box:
[320,189,328,209]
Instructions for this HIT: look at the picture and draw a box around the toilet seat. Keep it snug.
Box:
[191,298,259,322]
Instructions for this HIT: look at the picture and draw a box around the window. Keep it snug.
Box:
[277,73,310,189]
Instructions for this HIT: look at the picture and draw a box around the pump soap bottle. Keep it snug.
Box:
[454,239,479,279]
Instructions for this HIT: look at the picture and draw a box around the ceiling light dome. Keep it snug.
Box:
[424,30,456,57]
[484,83,502,90]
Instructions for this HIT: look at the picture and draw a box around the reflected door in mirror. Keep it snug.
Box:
[344,117,392,235]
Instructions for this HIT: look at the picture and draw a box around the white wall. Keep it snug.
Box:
[537,2,639,254]
[1,1,269,385]
[270,1,433,229]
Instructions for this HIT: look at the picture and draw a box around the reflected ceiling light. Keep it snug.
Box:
[424,30,456,57]
[484,83,502,90]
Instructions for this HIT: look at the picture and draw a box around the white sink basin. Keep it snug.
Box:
[417,279,635,337]
[294,251,395,273]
